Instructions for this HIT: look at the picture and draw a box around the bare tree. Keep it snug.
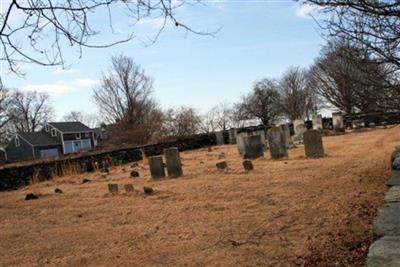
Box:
[200,103,233,133]
[93,55,162,144]
[0,86,12,145]
[307,39,390,114]
[162,107,201,137]
[8,90,53,132]
[303,1,400,70]
[62,110,100,128]
[0,0,210,79]
[236,79,281,126]
[279,67,316,120]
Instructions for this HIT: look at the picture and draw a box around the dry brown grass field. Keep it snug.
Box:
[1,126,399,267]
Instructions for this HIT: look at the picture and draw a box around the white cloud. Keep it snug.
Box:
[22,79,98,94]
[295,3,322,19]
[137,17,167,29]
[52,68,76,75]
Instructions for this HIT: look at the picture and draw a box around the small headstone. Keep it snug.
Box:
[216,161,228,170]
[293,119,306,140]
[243,160,254,171]
[143,186,154,195]
[236,132,249,155]
[124,184,134,193]
[82,178,91,184]
[267,127,288,159]
[164,148,183,178]
[243,135,264,159]
[25,193,39,200]
[108,184,118,194]
[130,170,140,178]
[148,156,166,179]
[280,124,294,149]
[54,188,63,194]
[312,114,323,130]
[303,130,325,158]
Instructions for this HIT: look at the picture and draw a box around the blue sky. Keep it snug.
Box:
[2,1,324,120]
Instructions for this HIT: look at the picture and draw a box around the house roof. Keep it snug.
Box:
[48,121,92,133]
[18,132,61,147]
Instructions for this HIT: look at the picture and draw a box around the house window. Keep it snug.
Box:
[75,133,81,139]
[15,137,20,147]
[45,125,49,132]
[51,128,57,137]
[85,132,90,138]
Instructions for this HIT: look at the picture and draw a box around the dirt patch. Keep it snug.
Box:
[0,127,398,266]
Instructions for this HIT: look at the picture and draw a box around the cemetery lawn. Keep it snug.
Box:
[0,126,398,266]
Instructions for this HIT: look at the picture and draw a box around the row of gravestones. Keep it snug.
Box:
[367,147,400,266]
[235,126,325,160]
[147,147,183,179]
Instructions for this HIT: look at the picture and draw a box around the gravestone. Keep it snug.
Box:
[236,132,249,155]
[280,124,293,149]
[243,135,264,159]
[124,184,134,193]
[229,128,237,144]
[143,186,154,195]
[164,148,183,178]
[312,114,323,130]
[332,112,344,132]
[267,127,288,159]
[108,183,118,194]
[215,131,224,145]
[243,160,254,171]
[148,156,166,179]
[303,130,325,158]
[255,129,267,151]
[216,161,228,170]
[293,119,306,140]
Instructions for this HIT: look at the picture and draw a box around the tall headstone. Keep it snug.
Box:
[312,114,323,130]
[164,147,183,178]
[148,156,165,179]
[332,112,344,132]
[280,124,293,149]
[236,132,249,155]
[267,127,288,159]
[293,119,306,140]
[243,135,264,159]
[229,128,237,145]
[215,131,224,145]
[303,130,325,158]
[255,129,267,151]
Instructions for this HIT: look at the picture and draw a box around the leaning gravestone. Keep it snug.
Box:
[243,135,264,159]
[164,147,183,178]
[108,184,119,194]
[303,130,325,158]
[280,124,293,149]
[215,131,224,145]
[148,156,166,179]
[236,132,249,155]
[267,127,288,159]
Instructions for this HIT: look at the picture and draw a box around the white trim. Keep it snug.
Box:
[15,136,20,147]
[16,134,34,146]
[45,124,50,132]
[51,128,57,137]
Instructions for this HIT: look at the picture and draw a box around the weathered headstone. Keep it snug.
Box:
[293,119,306,140]
[243,160,254,171]
[25,193,39,200]
[236,132,249,155]
[267,127,288,159]
[367,236,400,267]
[280,124,293,149]
[255,129,267,151]
[108,183,118,194]
[215,131,224,145]
[164,148,183,178]
[148,156,166,179]
[243,135,264,159]
[216,161,228,170]
[312,114,323,130]
[124,184,134,193]
[229,128,237,144]
[130,170,140,177]
[54,188,63,194]
[332,112,344,132]
[143,186,154,195]
[303,130,325,158]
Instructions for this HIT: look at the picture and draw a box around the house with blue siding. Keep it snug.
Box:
[5,121,97,162]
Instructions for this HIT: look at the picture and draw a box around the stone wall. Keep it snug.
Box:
[0,133,216,191]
